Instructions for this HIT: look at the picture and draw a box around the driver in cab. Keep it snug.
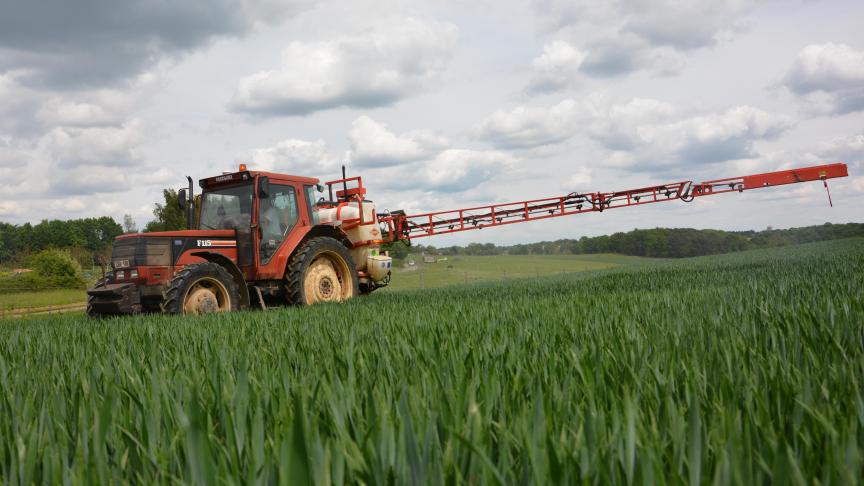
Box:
[261,197,286,245]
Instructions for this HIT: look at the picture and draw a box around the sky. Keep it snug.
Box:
[0,0,862,245]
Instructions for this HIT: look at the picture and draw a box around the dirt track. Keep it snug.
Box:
[0,302,86,318]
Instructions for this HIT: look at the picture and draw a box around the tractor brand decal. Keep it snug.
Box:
[114,259,130,268]
[213,175,234,183]
[197,240,236,248]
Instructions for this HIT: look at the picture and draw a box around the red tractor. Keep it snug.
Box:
[87,162,848,316]
[87,166,393,316]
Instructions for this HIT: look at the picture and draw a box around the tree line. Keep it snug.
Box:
[0,217,123,266]
[0,189,186,267]
[403,223,864,259]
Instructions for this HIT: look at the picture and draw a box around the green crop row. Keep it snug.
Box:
[1,238,862,484]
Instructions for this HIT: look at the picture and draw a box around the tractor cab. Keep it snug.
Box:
[192,167,321,278]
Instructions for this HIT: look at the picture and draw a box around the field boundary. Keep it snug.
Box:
[0,302,86,318]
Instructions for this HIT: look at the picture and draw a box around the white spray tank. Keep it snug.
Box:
[318,170,392,285]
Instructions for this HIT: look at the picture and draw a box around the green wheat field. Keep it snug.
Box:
[1,238,862,484]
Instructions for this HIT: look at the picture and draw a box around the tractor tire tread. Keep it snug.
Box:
[86,295,101,319]
[161,262,240,315]
[285,236,359,305]
[86,277,107,319]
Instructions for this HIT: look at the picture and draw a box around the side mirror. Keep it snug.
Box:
[178,188,188,210]
[316,183,325,192]
[258,176,270,198]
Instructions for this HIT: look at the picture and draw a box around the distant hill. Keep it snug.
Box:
[406,222,864,259]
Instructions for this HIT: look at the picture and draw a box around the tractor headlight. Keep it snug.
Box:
[116,270,126,280]
[130,269,139,279]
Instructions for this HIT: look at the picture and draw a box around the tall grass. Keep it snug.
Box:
[0,238,862,484]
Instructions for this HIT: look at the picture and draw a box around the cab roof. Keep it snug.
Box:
[199,169,320,189]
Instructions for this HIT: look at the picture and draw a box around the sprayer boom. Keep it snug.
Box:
[379,163,849,242]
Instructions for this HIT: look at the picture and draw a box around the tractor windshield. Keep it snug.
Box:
[199,183,254,230]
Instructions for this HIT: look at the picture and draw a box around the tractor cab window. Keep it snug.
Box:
[304,184,319,225]
[259,185,299,263]
[199,183,253,230]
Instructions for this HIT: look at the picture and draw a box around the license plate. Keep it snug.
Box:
[114,259,130,268]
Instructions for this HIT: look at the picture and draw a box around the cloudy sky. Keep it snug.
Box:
[1,0,862,244]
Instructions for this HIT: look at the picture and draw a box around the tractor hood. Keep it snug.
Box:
[112,230,237,269]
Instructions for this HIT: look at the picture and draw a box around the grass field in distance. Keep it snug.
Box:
[386,253,660,291]
[0,288,86,312]
[0,238,862,483]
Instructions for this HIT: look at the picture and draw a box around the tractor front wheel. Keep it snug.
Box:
[285,237,359,305]
[161,262,240,315]
[86,278,106,318]
[86,294,102,319]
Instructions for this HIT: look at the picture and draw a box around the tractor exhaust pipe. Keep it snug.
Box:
[186,176,194,229]
[341,165,348,202]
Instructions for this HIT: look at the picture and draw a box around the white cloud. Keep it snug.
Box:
[0,71,157,136]
[0,136,36,169]
[530,0,757,77]
[533,0,755,47]
[37,100,122,127]
[780,43,864,115]
[35,74,157,128]
[808,133,864,168]
[624,0,753,49]
[477,96,793,170]
[618,105,793,169]
[580,34,651,77]
[419,149,516,192]
[585,97,678,149]
[0,0,312,87]
[531,0,617,34]
[474,98,587,149]
[580,36,687,77]
[348,116,448,168]
[527,41,586,93]
[564,166,593,189]
[49,198,86,212]
[246,138,340,175]
[724,132,863,181]
[0,201,23,217]
[131,168,177,187]
[44,119,145,168]
[40,161,172,198]
[230,18,458,116]
[0,74,43,135]
[47,165,129,195]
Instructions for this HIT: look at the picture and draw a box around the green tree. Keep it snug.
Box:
[145,189,187,232]
[29,249,82,279]
[85,217,123,251]
[381,241,409,261]
[123,214,138,233]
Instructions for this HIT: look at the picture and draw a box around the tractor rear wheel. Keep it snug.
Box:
[161,262,240,315]
[285,237,359,305]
